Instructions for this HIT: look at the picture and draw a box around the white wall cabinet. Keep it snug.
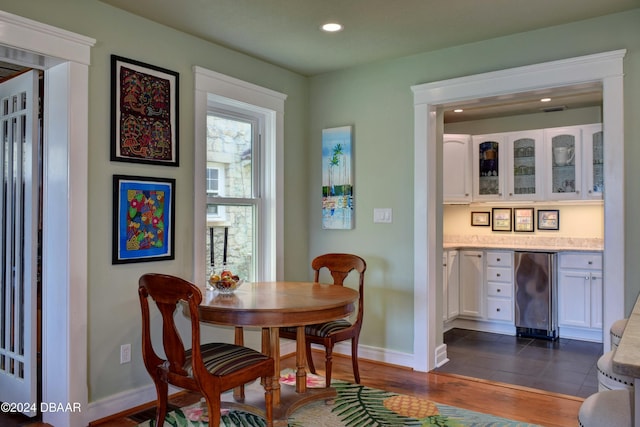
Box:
[557,252,603,332]
[544,124,604,201]
[545,126,583,200]
[582,123,604,200]
[472,134,506,201]
[443,135,472,203]
[459,250,484,319]
[445,123,602,204]
[442,250,460,321]
[506,130,545,201]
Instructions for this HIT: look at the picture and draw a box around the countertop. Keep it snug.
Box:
[443,235,603,252]
[613,296,640,378]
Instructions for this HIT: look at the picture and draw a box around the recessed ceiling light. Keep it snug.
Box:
[540,97,552,102]
[453,109,464,113]
[321,22,343,32]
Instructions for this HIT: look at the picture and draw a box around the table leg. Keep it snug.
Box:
[233,327,245,401]
[296,326,307,394]
[269,327,282,406]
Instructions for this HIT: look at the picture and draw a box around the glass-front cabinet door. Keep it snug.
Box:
[506,130,544,201]
[545,127,582,200]
[472,134,506,201]
[582,123,604,200]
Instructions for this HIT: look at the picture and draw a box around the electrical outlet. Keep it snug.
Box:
[120,343,131,364]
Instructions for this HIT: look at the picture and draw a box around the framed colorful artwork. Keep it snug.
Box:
[514,207,535,232]
[111,55,179,166]
[491,208,512,232]
[112,175,175,264]
[538,209,560,230]
[321,126,354,229]
[471,211,490,226]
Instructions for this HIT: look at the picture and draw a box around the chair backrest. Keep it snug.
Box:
[138,273,203,380]
[312,253,367,325]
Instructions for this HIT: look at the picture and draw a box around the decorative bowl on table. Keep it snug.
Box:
[207,267,244,294]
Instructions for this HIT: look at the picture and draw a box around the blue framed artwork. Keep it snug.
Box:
[112,175,175,264]
[322,126,354,229]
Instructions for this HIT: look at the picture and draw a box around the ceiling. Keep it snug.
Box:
[96,0,635,120]
[4,2,634,120]
[99,0,638,77]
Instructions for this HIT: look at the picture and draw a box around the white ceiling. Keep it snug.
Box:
[99,0,638,76]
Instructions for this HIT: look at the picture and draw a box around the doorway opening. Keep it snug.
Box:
[412,50,626,375]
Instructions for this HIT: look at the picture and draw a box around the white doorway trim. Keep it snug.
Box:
[412,50,626,371]
[0,11,95,427]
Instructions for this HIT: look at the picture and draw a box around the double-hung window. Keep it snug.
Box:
[194,67,286,284]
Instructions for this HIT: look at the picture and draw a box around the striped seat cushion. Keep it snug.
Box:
[184,343,270,377]
[282,319,352,338]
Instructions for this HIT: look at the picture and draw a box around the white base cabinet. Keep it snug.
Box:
[557,252,603,333]
[485,251,514,323]
[459,250,484,319]
[446,248,602,343]
[443,250,460,321]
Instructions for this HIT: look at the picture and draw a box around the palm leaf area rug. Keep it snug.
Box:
[137,379,541,427]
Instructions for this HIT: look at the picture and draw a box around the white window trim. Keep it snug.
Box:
[194,66,286,284]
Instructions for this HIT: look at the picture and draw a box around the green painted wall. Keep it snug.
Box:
[308,9,640,355]
[0,0,310,402]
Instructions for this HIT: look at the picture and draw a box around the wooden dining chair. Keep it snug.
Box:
[138,273,274,427]
[280,253,367,385]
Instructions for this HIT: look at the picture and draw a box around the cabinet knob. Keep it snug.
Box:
[497,258,501,262]
[586,276,590,280]
[509,193,513,196]
[497,288,501,292]
[496,308,501,312]
[465,193,469,196]
[497,273,501,277]
[477,254,481,258]
[588,261,593,265]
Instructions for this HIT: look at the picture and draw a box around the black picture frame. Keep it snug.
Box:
[112,175,176,264]
[471,211,490,226]
[491,208,512,232]
[514,207,535,232]
[111,55,179,166]
[538,209,560,231]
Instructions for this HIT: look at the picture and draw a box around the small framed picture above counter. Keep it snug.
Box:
[514,207,534,232]
[538,209,560,230]
[491,208,512,231]
[471,211,490,226]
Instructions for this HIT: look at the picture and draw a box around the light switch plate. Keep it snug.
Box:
[373,208,393,223]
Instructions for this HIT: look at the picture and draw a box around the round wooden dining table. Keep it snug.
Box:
[198,281,358,425]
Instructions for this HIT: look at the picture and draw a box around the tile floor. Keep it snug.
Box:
[435,328,603,398]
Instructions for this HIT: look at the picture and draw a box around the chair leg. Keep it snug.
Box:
[153,380,169,426]
[262,375,274,427]
[306,339,316,374]
[202,390,222,427]
[351,336,361,384]
[324,342,334,386]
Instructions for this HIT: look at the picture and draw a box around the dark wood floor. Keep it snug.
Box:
[2,347,584,427]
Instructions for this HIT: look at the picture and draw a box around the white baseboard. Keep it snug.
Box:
[88,340,414,423]
[86,383,182,424]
